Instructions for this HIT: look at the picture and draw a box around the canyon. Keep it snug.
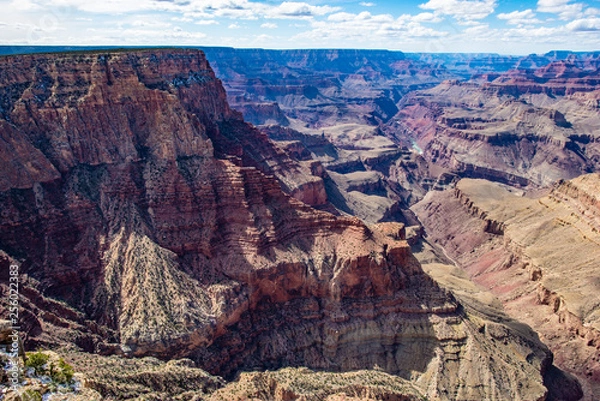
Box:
[0,47,599,400]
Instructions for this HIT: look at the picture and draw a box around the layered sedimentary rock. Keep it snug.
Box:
[191,48,600,215]
[413,175,600,400]
[0,48,332,350]
[407,51,600,80]
[258,124,424,223]
[0,49,570,400]
[209,368,426,401]
[485,61,600,96]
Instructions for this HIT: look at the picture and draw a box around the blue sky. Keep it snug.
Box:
[1,0,599,53]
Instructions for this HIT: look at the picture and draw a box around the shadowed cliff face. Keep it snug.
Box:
[0,50,231,189]
[0,49,334,343]
[0,49,573,401]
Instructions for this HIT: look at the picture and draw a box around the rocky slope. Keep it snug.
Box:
[412,175,600,400]
[256,124,427,224]
[0,49,574,400]
[209,368,425,401]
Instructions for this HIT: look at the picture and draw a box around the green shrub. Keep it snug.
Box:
[25,352,74,385]
[25,352,49,375]
[50,357,75,384]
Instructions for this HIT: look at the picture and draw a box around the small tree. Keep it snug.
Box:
[25,352,74,385]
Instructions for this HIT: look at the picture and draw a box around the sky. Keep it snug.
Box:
[1,0,600,54]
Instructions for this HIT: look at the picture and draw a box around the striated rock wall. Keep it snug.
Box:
[200,47,450,129]
[453,187,506,235]
[489,62,600,97]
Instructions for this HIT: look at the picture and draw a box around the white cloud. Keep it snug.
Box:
[181,11,212,20]
[266,2,340,19]
[296,10,447,44]
[9,0,43,11]
[84,25,208,44]
[1,0,600,52]
[25,0,339,21]
[497,9,541,25]
[410,12,443,23]
[254,33,273,41]
[566,17,600,30]
[503,25,563,38]
[212,7,260,20]
[585,7,600,16]
[419,0,496,22]
[130,19,171,28]
[41,0,162,14]
[462,23,491,36]
[328,11,393,22]
[537,0,584,20]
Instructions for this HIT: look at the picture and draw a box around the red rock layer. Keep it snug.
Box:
[490,61,600,96]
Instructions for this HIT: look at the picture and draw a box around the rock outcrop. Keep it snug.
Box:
[233,102,290,127]
[209,368,425,401]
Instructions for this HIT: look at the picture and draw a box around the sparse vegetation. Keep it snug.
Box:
[0,350,88,400]
[208,367,426,401]
[63,352,224,400]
